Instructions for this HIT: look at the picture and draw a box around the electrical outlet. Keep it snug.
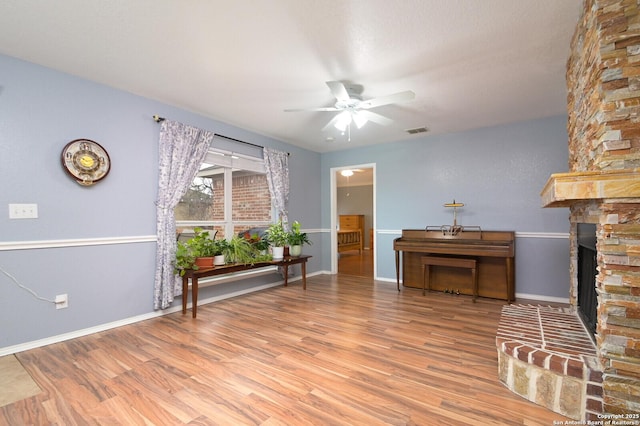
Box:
[55,294,68,309]
[9,203,38,219]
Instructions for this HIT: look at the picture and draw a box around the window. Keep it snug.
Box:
[175,145,273,239]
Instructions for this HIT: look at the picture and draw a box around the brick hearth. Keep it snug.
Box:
[496,304,603,420]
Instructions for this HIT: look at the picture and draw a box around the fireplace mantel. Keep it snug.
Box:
[540,169,640,208]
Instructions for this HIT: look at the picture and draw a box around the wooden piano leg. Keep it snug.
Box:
[422,264,431,296]
[395,250,401,291]
[471,264,478,303]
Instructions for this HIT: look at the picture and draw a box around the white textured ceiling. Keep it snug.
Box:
[0,0,581,153]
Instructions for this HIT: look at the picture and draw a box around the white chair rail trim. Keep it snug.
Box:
[372,229,569,239]
[0,235,157,251]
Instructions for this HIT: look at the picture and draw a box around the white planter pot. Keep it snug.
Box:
[289,245,302,257]
[272,246,285,260]
[213,254,226,266]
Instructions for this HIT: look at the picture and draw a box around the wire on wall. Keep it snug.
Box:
[1,265,55,304]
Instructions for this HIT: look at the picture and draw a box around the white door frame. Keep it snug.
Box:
[330,163,376,276]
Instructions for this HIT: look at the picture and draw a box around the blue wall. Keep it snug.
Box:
[321,116,571,298]
[0,54,321,350]
[1,52,572,353]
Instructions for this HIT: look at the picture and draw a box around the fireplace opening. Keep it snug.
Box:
[577,223,598,339]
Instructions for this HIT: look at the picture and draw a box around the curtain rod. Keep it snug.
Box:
[153,115,289,156]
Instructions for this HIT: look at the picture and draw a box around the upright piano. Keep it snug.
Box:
[393,229,515,301]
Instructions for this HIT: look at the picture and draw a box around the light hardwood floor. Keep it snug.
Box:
[338,250,373,278]
[1,274,566,425]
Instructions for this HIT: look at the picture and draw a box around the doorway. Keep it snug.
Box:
[330,164,375,278]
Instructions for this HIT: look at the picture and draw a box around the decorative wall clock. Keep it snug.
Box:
[61,139,111,186]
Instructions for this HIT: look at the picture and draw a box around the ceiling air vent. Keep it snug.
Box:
[405,126,429,135]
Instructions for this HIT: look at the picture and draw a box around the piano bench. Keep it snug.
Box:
[421,256,478,302]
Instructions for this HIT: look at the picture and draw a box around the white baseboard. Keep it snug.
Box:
[0,308,174,357]
[0,273,314,357]
[514,293,570,304]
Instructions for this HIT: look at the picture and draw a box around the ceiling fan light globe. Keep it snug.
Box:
[352,112,368,129]
[334,111,352,131]
[335,122,349,132]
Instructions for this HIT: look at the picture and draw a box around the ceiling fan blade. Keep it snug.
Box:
[358,110,393,126]
[359,90,415,109]
[326,81,351,102]
[321,114,343,132]
[284,107,339,112]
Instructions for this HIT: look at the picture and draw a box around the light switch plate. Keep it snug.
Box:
[8,204,38,219]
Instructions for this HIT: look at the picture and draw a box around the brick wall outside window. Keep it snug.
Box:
[176,171,272,238]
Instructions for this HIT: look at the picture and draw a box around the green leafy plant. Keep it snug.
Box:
[224,235,260,264]
[212,238,228,256]
[253,251,273,262]
[189,227,217,256]
[266,219,289,247]
[287,221,312,246]
[243,231,270,252]
[173,227,216,275]
[174,241,197,276]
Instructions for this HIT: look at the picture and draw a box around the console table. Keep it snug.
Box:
[181,255,311,318]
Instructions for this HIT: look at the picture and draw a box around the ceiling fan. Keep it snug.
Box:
[285,81,415,140]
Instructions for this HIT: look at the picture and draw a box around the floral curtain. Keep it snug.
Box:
[263,147,289,226]
[154,120,213,310]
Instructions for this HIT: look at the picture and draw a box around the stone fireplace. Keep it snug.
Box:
[525,0,640,418]
[540,172,640,419]
[497,0,640,420]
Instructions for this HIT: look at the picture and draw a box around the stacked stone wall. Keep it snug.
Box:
[568,0,640,172]
[567,0,640,415]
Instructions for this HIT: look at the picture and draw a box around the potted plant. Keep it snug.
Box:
[243,231,270,254]
[266,219,288,260]
[174,227,216,274]
[174,241,197,276]
[287,220,312,256]
[212,238,228,266]
[224,235,260,264]
[192,227,217,268]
